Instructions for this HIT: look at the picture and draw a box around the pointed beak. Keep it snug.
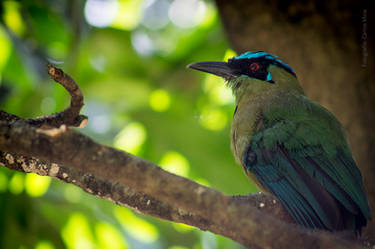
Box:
[187,61,237,80]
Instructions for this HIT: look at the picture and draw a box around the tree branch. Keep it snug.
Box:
[0,65,365,249]
[0,151,212,229]
[0,150,290,249]
[1,64,88,129]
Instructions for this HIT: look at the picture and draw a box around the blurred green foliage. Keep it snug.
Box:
[0,0,256,248]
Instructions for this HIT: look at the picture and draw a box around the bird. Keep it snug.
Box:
[187,51,371,234]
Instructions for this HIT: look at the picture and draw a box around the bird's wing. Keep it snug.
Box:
[243,107,370,230]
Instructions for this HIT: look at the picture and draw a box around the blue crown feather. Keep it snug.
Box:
[234,51,295,75]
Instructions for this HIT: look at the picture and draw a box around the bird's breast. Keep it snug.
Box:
[230,96,264,166]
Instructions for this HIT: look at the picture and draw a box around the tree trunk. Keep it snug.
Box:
[216,0,375,237]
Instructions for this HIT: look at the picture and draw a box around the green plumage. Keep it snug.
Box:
[188,52,371,234]
[241,88,370,231]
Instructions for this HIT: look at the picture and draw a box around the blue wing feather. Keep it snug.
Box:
[254,163,325,228]
[246,146,336,230]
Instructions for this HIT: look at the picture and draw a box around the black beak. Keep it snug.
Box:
[187,61,237,80]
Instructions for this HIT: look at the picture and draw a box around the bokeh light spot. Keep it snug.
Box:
[149,89,171,112]
[158,151,190,177]
[223,49,237,61]
[84,0,118,28]
[91,115,111,134]
[25,173,51,197]
[95,222,128,249]
[203,75,233,106]
[8,173,24,195]
[35,241,55,249]
[131,30,155,56]
[3,1,25,35]
[142,0,170,30]
[198,2,217,27]
[114,206,159,243]
[0,27,12,73]
[169,0,206,28]
[114,122,147,155]
[62,213,95,249]
[111,0,143,30]
[199,107,227,131]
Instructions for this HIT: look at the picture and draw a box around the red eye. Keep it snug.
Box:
[249,62,260,71]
